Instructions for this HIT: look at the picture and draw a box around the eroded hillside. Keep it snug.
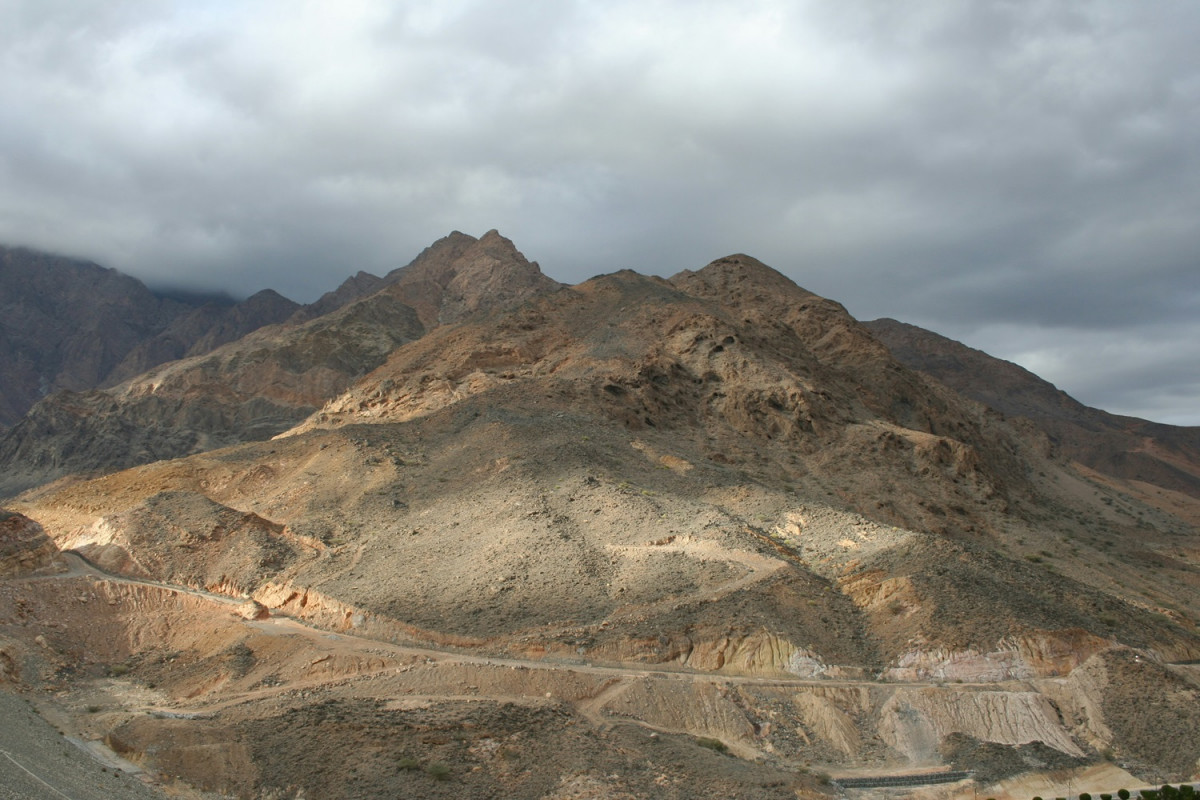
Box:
[3,237,1199,799]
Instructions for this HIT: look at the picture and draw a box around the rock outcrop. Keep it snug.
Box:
[0,510,59,577]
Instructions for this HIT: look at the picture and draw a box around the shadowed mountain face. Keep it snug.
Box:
[864,318,1200,502]
[3,235,1200,796]
[0,246,191,426]
[0,246,301,429]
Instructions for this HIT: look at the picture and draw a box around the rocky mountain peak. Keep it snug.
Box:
[671,253,819,305]
[383,229,561,326]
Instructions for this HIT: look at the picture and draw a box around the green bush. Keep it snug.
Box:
[1081,793,1092,800]
[425,762,451,781]
[396,757,420,771]
[694,736,728,753]
[1119,791,1130,800]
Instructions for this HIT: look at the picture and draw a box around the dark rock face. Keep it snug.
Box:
[0,246,299,428]
[0,294,426,496]
[0,246,188,426]
[104,289,300,385]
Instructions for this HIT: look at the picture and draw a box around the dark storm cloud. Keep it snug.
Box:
[1,1,1197,423]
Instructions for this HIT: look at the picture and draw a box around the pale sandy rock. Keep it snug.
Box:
[879,687,1084,761]
[236,599,269,620]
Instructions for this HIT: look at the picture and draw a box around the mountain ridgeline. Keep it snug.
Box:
[1,232,1199,798]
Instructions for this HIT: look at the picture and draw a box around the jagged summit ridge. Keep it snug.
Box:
[381,229,562,327]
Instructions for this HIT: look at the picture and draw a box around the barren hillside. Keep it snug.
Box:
[2,236,1198,799]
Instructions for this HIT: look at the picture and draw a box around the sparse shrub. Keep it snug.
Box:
[695,736,727,753]
[396,757,420,771]
[86,705,101,713]
[425,762,451,781]
[109,664,130,677]
[1025,555,1043,563]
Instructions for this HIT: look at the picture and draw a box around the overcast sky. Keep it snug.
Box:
[2,1,1197,425]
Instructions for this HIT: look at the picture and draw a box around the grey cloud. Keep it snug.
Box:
[1,0,1197,423]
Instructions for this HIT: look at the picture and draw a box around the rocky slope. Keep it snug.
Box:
[865,318,1200,500]
[3,236,1199,797]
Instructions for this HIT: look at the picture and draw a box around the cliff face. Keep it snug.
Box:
[0,246,188,426]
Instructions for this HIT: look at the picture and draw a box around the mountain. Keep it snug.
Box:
[285,228,560,327]
[103,288,301,384]
[0,246,298,429]
[0,231,561,497]
[1,238,1198,799]
[865,318,1200,521]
